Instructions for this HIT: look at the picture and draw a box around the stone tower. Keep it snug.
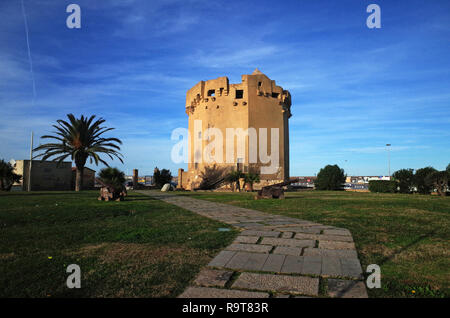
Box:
[178,69,292,190]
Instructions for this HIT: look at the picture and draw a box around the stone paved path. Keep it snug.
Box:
[138,191,368,298]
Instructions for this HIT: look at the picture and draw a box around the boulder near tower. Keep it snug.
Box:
[178,69,292,190]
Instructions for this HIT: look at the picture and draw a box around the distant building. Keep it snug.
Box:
[13,160,72,191]
[290,175,390,191]
[12,160,95,191]
[290,176,316,188]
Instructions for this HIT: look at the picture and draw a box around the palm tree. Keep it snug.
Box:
[98,167,126,189]
[33,114,123,191]
[225,170,243,192]
[243,170,261,192]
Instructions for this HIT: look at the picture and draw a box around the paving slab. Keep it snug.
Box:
[261,254,285,272]
[178,287,269,298]
[327,279,368,298]
[301,256,322,275]
[321,257,342,277]
[273,246,302,256]
[280,255,304,274]
[277,227,322,234]
[340,258,364,279]
[281,232,294,238]
[225,252,254,269]
[240,230,281,237]
[208,250,236,267]
[323,229,352,236]
[226,243,272,253]
[319,241,356,250]
[240,253,269,271]
[232,272,319,296]
[193,269,233,287]
[295,233,354,242]
[303,248,358,258]
[234,222,265,228]
[260,237,315,247]
[234,235,260,244]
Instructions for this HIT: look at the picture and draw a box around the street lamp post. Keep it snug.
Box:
[386,144,391,179]
[28,131,33,192]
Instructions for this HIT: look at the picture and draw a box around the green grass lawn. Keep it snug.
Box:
[176,190,450,298]
[0,191,237,297]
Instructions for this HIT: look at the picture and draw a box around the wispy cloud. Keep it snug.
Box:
[343,145,430,154]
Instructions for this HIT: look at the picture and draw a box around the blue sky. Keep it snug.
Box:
[1,0,449,177]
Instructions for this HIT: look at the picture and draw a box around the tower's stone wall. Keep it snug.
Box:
[180,69,292,190]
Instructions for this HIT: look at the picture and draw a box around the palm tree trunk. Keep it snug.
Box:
[75,167,84,191]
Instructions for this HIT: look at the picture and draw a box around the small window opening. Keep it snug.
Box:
[207,89,215,97]
[258,82,262,87]
[236,90,244,99]
[272,92,279,98]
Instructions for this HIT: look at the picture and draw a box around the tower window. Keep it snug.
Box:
[235,90,244,99]
[272,92,279,98]
[258,82,262,87]
[207,89,215,97]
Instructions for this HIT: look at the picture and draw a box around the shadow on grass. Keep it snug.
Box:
[124,196,157,201]
[334,232,435,297]
[0,192,83,197]
[377,231,435,266]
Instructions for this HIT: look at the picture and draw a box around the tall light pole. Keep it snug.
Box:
[28,131,33,191]
[386,143,391,179]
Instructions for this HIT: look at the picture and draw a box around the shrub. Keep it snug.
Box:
[315,164,345,190]
[153,167,172,188]
[225,170,244,191]
[368,180,397,193]
[198,164,227,190]
[98,167,126,189]
[243,169,261,191]
[425,170,449,196]
[392,168,414,193]
[414,167,437,194]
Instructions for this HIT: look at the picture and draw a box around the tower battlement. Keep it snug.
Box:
[186,69,291,116]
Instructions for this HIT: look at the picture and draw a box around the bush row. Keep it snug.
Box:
[368,180,398,193]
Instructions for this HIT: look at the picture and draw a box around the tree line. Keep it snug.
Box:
[313,164,450,196]
[391,165,450,196]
